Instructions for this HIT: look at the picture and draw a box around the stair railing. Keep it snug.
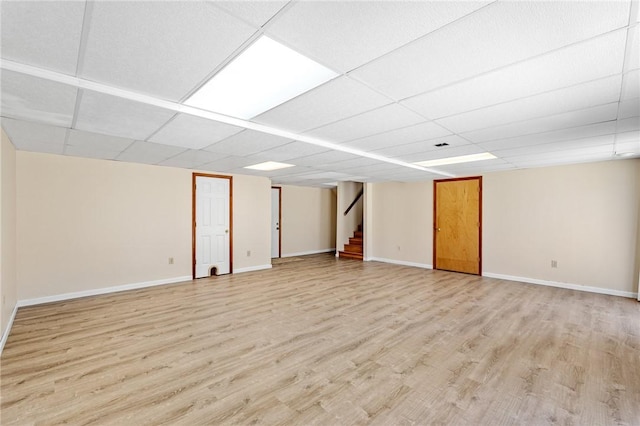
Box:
[343,188,364,216]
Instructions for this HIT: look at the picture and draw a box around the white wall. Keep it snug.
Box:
[369,160,640,296]
[1,129,18,345]
[16,152,271,301]
[280,185,336,256]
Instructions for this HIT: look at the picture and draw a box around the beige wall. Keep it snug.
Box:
[483,160,639,294]
[369,159,640,295]
[279,185,336,256]
[232,174,271,270]
[16,152,271,300]
[336,181,363,253]
[363,183,374,260]
[1,130,18,338]
[370,181,433,266]
[636,165,640,299]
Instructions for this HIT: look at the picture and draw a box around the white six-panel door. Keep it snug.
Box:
[195,176,230,278]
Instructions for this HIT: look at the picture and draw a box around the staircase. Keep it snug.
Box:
[339,225,363,260]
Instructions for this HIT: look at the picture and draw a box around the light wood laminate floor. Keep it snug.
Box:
[2,254,639,425]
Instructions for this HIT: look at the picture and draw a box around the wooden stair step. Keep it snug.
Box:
[353,231,363,238]
[349,237,362,245]
[339,251,363,260]
[344,244,362,253]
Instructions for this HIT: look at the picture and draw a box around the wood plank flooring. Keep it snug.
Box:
[1,254,639,425]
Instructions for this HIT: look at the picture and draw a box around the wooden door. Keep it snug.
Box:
[434,177,482,275]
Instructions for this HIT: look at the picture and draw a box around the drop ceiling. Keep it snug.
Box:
[1,0,638,187]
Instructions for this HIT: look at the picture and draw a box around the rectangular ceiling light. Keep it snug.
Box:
[414,152,497,167]
[244,161,295,171]
[185,36,338,119]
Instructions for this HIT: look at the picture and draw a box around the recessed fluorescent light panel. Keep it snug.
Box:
[414,152,497,167]
[185,36,338,119]
[244,161,295,171]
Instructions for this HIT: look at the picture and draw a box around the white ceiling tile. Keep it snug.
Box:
[372,135,472,159]
[158,149,228,169]
[437,158,515,174]
[1,118,66,154]
[436,75,622,134]
[616,130,640,143]
[271,176,331,186]
[200,155,262,172]
[249,141,329,162]
[290,171,354,181]
[81,2,256,101]
[624,24,639,72]
[478,121,617,152]
[616,116,640,133]
[287,151,361,167]
[212,1,288,28]
[306,104,426,143]
[336,175,369,182]
[75,91,176,140]
[407,144,486,164]
[344,121,452,151]
[253,76,391,132]
[494,135,615,159]
[65,129,133,160]
[344,162,405,175]
[149,114,243,150]
[614,136,640,154]
[401,30,627,119]
[506,145,617,166]
[266,1,490,72]
[1,70,78,127]
[326,157,385,169]
[380,168,439,179]
[462,103,619,143]
[510,153,615,168]
[621,69,640,100]
[351,1,630,100]
[205,129,293,156]
[618,98,640,120]
[116,141,186,165]
[0,1,85,74]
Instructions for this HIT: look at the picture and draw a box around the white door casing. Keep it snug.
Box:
[195,176,230,278]
[271,187,280,258]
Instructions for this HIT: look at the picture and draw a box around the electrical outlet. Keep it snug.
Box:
[168,257,174,265]
[247,250,251,257]
[551,260,558,268]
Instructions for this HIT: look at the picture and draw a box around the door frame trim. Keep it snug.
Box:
[192,173,233,279]
[433,176,483,275]
[271,186,282,258]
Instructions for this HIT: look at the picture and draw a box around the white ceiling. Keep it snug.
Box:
[1,0,638,187]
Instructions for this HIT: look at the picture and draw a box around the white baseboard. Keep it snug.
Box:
[368,257,433,270]
[282,248,336,258]
[0,304,19,355]
[17,275,192,308]
[483,272,638,299]
[234,264,272,274]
